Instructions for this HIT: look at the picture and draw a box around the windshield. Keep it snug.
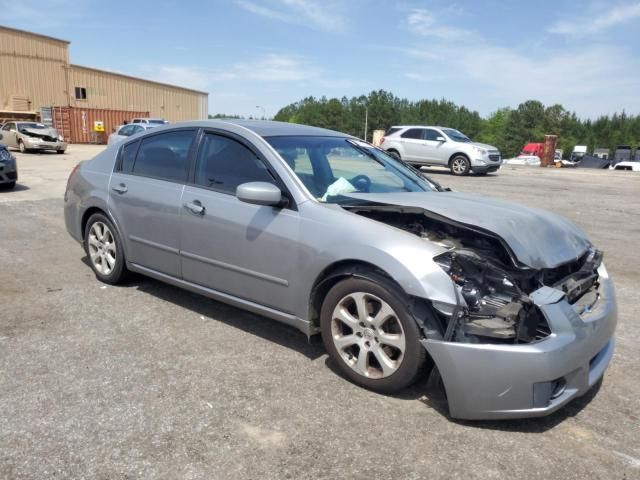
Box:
[441,128,471,143]
[147,119,166,124]
[19,123,47,129]
[265,136,437,203]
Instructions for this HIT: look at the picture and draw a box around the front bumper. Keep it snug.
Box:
[422,263,617,420]
[23,138,67,151]
[0,161,18,184]
[472,157,502,173]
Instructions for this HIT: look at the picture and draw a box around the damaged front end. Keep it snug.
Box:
[347,205,603,345]
[345,203,616,419]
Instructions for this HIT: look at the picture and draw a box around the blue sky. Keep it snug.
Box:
[2,0,639,118]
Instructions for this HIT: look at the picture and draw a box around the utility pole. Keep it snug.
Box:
[256,105,266,119]
[364,107,368,142]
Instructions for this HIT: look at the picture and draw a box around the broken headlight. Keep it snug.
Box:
[435,250,548,343]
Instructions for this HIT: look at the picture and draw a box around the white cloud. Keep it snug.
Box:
[402,42,640,117]
[235,0,346,31]
[406,8,474,41]
[139,53,318,92]
[549,2,640,35]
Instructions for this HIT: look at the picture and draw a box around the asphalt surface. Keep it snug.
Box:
[1,147,639,479]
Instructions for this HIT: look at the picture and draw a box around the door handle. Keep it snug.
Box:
[112,183,128,194]
[185,201,205,215]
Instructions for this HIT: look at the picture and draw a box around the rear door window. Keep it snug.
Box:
[401,128,425,139]
[131,130,196,182]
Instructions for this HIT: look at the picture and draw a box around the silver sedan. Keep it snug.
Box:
[63,120,616,420]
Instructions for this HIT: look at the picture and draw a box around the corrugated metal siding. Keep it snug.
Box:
[69,65,207,122]
[53,107,149,144]
[0,27,69,112]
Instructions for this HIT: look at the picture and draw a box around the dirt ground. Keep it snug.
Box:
[1,146,639,479]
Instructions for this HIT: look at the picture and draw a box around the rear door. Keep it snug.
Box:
[108,129,197,277]
[179,130,301,313]
[399,128,427,162]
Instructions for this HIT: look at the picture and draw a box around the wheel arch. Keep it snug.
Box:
[308,259,443,338]
[448,152,470,166]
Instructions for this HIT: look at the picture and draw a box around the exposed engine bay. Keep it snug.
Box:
[345,206,603,345]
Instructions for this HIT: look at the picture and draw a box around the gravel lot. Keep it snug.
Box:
[1,146,639,479]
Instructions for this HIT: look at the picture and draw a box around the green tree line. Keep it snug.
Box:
[271,90,640,158]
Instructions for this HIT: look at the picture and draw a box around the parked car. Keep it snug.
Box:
[108,123,159,145]
[610,147,640,171]
[64,120,616,420]
[380,126,502,175]
[131,118,168,125]
[0,121,67,153]
[0,141,18,189]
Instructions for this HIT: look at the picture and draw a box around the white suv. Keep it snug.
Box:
[380,126,502,175]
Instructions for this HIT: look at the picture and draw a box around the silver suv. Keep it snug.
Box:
[380,126,502,176]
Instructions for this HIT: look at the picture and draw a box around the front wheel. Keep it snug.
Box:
[84,213,128,284]
[1,181,16,190]
[320,276,426,393]
[450,155,470,176]
[57,149,65,154]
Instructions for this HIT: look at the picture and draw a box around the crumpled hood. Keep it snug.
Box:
[22,127,59,138]
[345,191,591,269]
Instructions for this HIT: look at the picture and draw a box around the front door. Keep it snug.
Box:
[108,129,197,277]
[1,123,17,148]
[179,132,300,313]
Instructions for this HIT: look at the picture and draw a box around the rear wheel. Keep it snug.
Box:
[450,155,470,176]
[84,213,128,284]
[320,276,426,393]
[1,181,16,190]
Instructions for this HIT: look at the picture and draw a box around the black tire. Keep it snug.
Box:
[57,149,65,154]
[18,140,27,153]
[387,150,401,161]
[1,181,16,190]
[84,212,129,284]
[320,275,426,393]
[450,155,471,176]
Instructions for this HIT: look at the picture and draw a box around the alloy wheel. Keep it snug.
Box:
[330,292,406,379]
[452,157,467,174]
[88,221,117,275]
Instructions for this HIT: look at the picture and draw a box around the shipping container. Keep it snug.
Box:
[53,107,149,144]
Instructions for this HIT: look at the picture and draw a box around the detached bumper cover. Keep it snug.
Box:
[422,264,616,420]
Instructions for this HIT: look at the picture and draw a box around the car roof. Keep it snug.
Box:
[153,119,349,138]
[389,125,450,130]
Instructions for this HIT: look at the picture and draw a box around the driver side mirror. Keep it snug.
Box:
[236,182,286,207]
[436,136,446,142]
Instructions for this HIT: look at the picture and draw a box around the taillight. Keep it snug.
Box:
[380,137,386,145]
[66,162,81,193]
